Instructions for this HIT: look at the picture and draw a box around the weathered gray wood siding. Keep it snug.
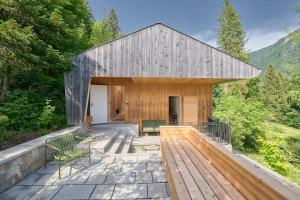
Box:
[65,23,261,125]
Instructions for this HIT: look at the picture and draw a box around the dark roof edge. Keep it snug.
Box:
[73,22,261,71]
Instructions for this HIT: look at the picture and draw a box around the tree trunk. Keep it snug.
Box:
[0,67,11,101]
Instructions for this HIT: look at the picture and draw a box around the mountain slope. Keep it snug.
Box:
[249,29,300,73]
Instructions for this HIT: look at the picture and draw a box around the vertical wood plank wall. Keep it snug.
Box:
[65,23,261,125]
[124,83,212,125]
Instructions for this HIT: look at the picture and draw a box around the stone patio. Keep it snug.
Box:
[0,153,171,200]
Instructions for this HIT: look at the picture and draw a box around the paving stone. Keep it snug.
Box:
[70,158,100,172]
[36,164,59,174]
[53,172,90,185]
[17,173,58,186]
[101,156,115,164]
[148,183,168,198]
[137,154,151,162]
[135,172,152,183]
[112,184,147,199]
[28,185,61,200]
[48,160,60,165]
[152,171,167,182]
[85,173,107,184]
[105,172,135,184]
[147,162,163,171]
[36,164,78,174]
[115,155,137,163]
[104,163,121,173]
[121,163,146,172]
[89,184,114,199]
[52,185,95,200]
[80,162,107,173]
[150,153,162,161]
[0,185,42,200]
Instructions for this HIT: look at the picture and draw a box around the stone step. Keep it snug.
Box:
[90,131,107,140]
[107,134,126,154]
[91,131,119,153]
[120,136,133,154]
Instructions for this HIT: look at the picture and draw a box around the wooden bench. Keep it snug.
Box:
[160,126,300,200]
[142,119,165,135]
[45,133,92,178]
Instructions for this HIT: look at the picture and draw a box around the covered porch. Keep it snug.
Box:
[87,76,224,127]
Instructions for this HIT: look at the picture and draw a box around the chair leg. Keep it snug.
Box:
[89,142,91,164]
[70,161,72,175]
[59,159,61,179]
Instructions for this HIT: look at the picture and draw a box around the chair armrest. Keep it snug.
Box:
[46,144,61,152]
[75,136,92,144]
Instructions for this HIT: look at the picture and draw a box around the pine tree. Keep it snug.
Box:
[90,21,114,45]
[217,0,248,62]
[105,9,121,39]
[246,77,260,99]
[90,9,122,46]
[0,19,34,101]
[260,65,289,117]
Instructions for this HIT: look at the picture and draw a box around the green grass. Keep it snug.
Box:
[245,122,300,185]
[264,122,300,138]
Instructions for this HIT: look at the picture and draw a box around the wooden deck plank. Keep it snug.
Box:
[179,139,245,200]
[166,138,205,199]
[171,138,218,200]
[185,131,270,199]
[161,140,191,200]
[160,126,299,200]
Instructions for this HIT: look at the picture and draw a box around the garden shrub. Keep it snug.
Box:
[258,136,291,176]
[0,90,66,131]
[37,99,56,129]
[0,90,41,130]
[286,136,300,164]
[0,115,9,129]
[214,95,267,151]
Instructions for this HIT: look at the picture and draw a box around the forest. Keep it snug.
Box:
[214,0,300,184]
[0,0,121,149]
[0,0,299,185]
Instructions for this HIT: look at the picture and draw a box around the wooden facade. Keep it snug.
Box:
[64,23,261,125]
[124,82,212,125]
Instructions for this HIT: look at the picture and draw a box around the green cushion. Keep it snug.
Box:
[143,127,154,132]
[142,120,165,133]
[154,127,160,132]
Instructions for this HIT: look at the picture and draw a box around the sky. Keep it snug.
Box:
[87,0,300,51]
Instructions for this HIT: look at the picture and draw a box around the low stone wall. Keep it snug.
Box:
[0,126,86,193]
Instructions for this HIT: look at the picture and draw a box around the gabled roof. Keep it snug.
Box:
[72,23,261,79]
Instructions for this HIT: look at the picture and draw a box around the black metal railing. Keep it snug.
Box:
[169,119,231,144]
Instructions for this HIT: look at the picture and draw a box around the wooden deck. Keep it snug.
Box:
[160,126,300,200]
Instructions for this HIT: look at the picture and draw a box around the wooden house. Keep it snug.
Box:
[64,23,260,126]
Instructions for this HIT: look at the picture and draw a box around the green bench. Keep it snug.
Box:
[142,120,165,135]
[45,133,92,178]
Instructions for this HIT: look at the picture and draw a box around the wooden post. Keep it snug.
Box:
[85,116,93,133]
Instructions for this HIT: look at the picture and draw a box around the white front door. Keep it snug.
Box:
[90,85,108,124]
